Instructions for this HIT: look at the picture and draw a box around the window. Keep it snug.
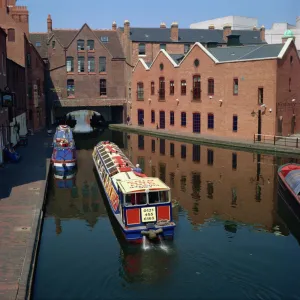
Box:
[137,82,144,100]
[88,57,95,72]
[138,109,144,126]
[170,143,175,157]
[192,145,200,162]
[52,40,55,49]
[78,56,84,72]
[151,139,155,152]
[207,149,214,166]
[207,182,214,199]
[181,145,186,159]
[208,113,214,129]
[67,79,75,97]
[159,77,165,100]
[194,59,200,67]
[99,56,106,72]
[138,135,144,150]
[100,36,109,43]
[160,139,165,155]
[208,78,214,95]
[233,78,238,95]
[232,153,237,170]
[7,28,15,42]
[193,75,201,100]
[28,85,32,100]
[170,111,174,125]
[290,55,293,65]
[35,41,41,47]
[77,40,84,51]
[289,77,291,92]
[160,63,164,70]
[181,112,186,126]
[170,81,174,95]
[151,110,155,123]
[151,81,155,95]
[258,87,263,104]
[160,44,166,50]
[66,56,74,72]
[233,115,238,132]
[139,43,145,55]
[87,40,94,50]
[181,80,186,95]
[184,44,190,54]
[100,79,107,96]
[26,53,31,67]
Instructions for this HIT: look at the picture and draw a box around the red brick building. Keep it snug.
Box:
[131,37,300,140]
[0,27,9,164]
[30,15,127,125]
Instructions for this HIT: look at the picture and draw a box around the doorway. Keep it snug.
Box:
[159,111,165,129]
[193,113,201,133]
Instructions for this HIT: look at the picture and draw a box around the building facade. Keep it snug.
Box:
[131,37,300,140]
[30,16,127,125]
[25,36,46,131]
[0,27,9,165]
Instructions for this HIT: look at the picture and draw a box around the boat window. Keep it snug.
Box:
[106,161,114,168]
[124,193,147,206]
[148,191,169,203]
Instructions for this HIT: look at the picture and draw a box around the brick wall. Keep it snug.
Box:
[131,44,291,140]
[126,134,277,229]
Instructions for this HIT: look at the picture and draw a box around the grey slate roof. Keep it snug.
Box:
[208,43,284,62]
[29,28,125,59]
[119,27,266,45]
[169,54,185,64]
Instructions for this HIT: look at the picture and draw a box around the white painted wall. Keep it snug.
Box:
[190,16,258,30]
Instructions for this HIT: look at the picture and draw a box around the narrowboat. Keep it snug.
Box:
[53,169,77,189]
[278,163,300,215]
[92,141,176,243]
[51,125,77,172]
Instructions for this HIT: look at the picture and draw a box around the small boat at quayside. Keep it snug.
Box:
[51,125,77,172]
[278,163,300,214]
[92,141,176,243]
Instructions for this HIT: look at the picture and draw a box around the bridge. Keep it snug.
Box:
[52,98,128,123]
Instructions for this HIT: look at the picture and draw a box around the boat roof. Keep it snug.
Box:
[117,177,170,194]
[285,169,300,195]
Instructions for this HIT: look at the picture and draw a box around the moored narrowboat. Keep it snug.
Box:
[278,163,300,215]
[92,141,176,243]
[53,169,77,189]
[52,125,77,172]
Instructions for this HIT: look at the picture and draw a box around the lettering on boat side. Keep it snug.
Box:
[141,207,156,222]
[127,179,161,190]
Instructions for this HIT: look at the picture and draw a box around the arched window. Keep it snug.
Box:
[137,82,144,100]
[150,81,155,95]
[159,77,165,100]
[208,78,214,95]
[193,75,201,100]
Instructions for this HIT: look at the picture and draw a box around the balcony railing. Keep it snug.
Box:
[254,134,300,148]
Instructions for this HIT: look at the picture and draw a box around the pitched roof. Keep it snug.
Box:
[208,43,285,62]
[169,54,185,64]
[29,28,125,59]
[119,27,265,45]
[29,33,48,58]
[134,38,294,71]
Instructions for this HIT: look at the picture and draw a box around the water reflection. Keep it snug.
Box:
[125,134,300,235]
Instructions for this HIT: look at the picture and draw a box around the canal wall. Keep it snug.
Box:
[109,124,300,157]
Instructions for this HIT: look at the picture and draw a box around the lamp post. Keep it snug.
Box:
[291,99,296,134]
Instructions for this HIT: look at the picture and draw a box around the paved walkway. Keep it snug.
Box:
[110,124,300,156]
[0,131,52,299]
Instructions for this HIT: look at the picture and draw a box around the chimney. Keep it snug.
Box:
[47,14,52,33]
[112,21,117,30]
[160,22,166,29]
[124,20,130,37]
[223,24,232,42]
[171,22,178,41]
[253,26,257,31]
[260,25,265,41]
[10,5,29,36]
[208,24,215,30]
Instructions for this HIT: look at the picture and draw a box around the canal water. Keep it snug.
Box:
[32,112,300,300]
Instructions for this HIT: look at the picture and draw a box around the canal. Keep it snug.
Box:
[32,114,300,299]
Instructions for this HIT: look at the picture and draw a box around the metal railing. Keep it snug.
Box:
[254,134,299,148]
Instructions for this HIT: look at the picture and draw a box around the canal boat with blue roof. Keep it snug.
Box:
[51,125,77,172]
[92,141,176,243]
[278,163,300,214]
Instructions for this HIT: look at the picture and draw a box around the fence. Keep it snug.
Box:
[254,134,299,148]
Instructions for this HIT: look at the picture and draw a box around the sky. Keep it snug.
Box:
[18,0,299,32]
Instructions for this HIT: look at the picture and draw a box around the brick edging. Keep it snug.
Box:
[109,124,300,157]
[17,159,51,300]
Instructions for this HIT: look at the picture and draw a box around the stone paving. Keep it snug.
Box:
[0,131,52,300]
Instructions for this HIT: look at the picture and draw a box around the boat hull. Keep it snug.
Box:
[93,161,175,243]
[52,161,77,172]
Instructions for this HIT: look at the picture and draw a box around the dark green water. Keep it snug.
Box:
[32,129,300,300]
